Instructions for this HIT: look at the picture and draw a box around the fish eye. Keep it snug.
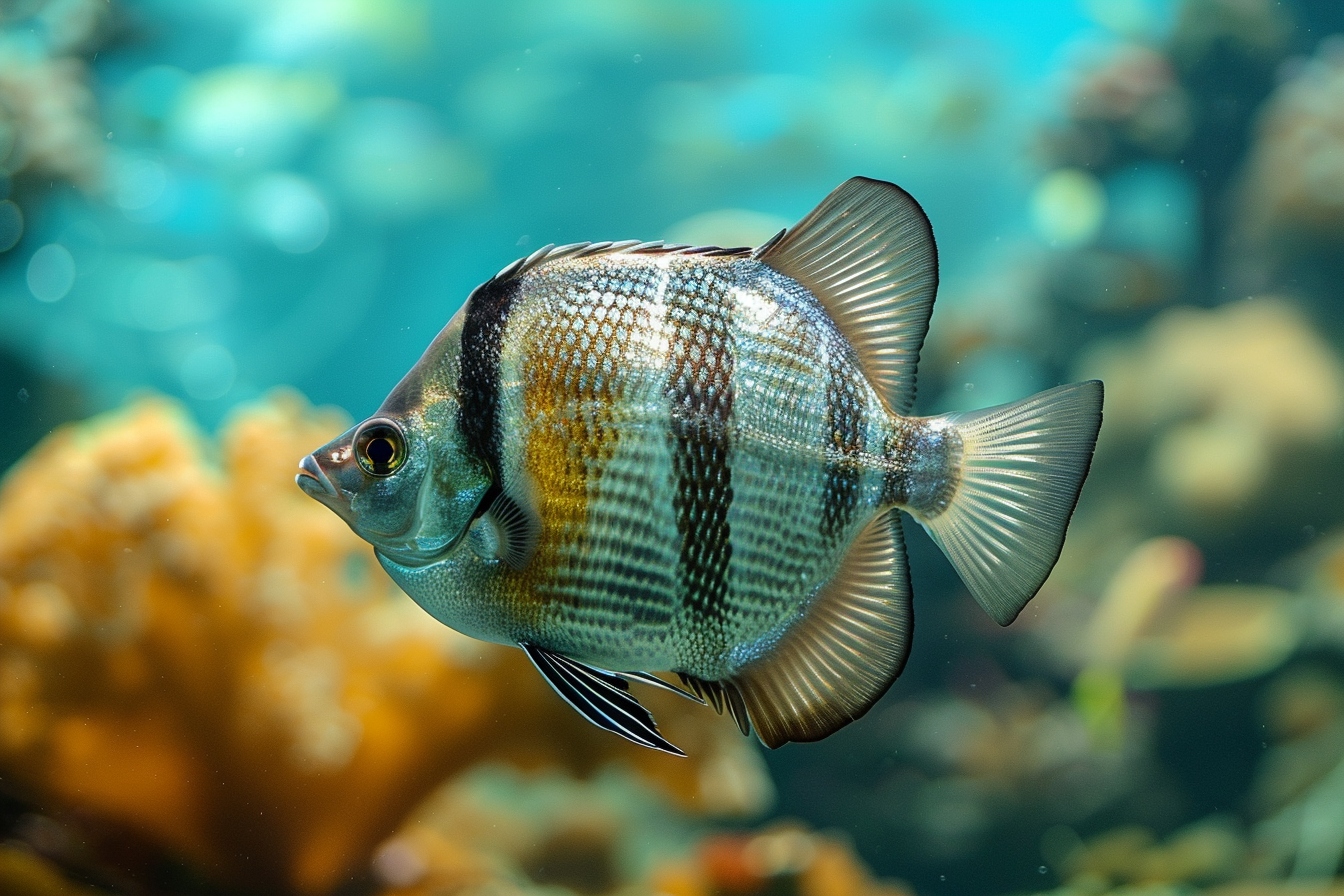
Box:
[354,419,406,477]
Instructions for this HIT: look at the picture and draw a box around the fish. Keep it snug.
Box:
[297,177,1103,755]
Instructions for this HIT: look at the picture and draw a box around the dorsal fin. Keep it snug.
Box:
[758,177,937,415]
[726,509,913,748]
[489,240,754,285]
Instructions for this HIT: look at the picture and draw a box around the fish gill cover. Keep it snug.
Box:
[1,1,1344,895]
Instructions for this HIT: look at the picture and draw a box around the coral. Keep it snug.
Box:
[1078,537,1204,670]
[1023,527,1344,893]
[0,788,922,896]
[851,678,1151,865]
[1249,667,1344,880]
[1240,40,1344,245]
[1303,530,1344,612]
[1078,297,1344,515]
[0,747,886,896]
[1121,585,1297,689]
[0,0,110,191]
[1053,818,1246,891]
[366,764,701,895]
[0,53,102,193]
[0,392,770,895]
[651,823,912,896]
[1168,0,1293,66]
[366,765,666,894]
[1039,43,1191,170]
[1045,0,1290,180]
[1065,537,1296,689]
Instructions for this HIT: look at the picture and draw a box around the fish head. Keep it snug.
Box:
[297,313,492,567]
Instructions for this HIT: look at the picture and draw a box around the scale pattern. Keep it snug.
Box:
[468,252,897,678]
[665,261,735,636]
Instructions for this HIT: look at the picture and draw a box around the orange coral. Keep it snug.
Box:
[651,824,913,896]
[312,768,907,896]
[0,392,769,895]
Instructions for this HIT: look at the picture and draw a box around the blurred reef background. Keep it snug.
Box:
[3,0,1344,894]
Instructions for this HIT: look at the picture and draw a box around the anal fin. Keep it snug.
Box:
[678,674,752,736]
[520,642,685,756]
[727,509,913,748]
[618,670,705,704]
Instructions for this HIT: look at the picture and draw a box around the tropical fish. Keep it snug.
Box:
[297,177,1103,754]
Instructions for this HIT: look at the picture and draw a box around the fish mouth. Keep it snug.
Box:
[296,454,342,508]
[297,451,490,570]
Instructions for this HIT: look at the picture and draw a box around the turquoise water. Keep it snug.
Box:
[4,1,1344,894]
[1,0,1104,424]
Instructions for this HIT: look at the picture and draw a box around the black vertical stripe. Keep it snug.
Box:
[666,266,735,626]
[457,278,520,476]
[881,428,910,508]
[820,342,867,548]
[883,421,960,515]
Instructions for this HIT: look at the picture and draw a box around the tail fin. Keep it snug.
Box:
[913,381,1103,625]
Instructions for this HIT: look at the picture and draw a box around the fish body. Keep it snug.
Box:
[298,178,1103,752]
[391,251,900,673]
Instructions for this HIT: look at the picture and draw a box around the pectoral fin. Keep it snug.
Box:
[520,642,686,756]
[478,488,541,569]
